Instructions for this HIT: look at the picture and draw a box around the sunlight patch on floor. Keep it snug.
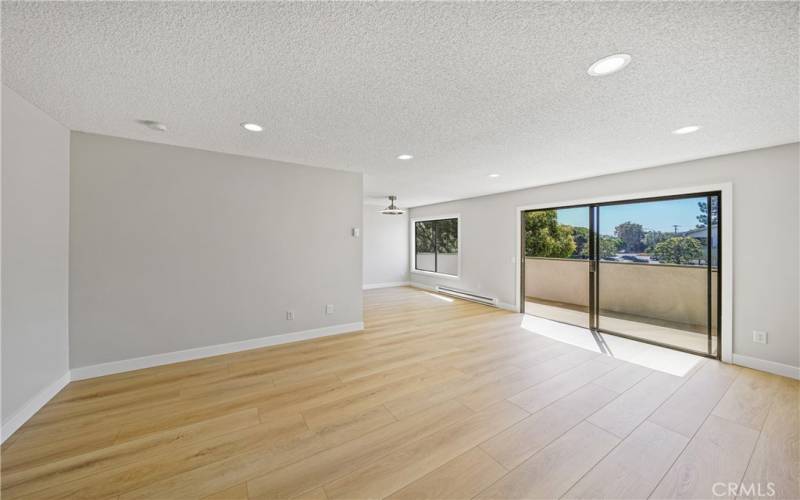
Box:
[519,314,703,377]
[426,292,454,302]
[524,300,713,356]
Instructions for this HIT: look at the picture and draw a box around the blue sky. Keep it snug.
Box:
[556,197,706,236]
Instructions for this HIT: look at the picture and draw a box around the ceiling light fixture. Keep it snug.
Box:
[587,54,631,76]
[138,120,167,132]
[672,125,701,135]
[396,154,413,160]
[241,122,263,132]
[381,195,405,215]
[488,174,500,178]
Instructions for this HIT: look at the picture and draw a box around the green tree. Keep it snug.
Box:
[599,235,623,258]
[525,210,576,258]
[696,198,718,227]
[415,219,458,254]
[652,237,703,264]
[414,221,434,253]
[570,226,589,258]
[644,230,669,252]
[614,221,645,253]
[435,218,458,254]
[568,228,620,258]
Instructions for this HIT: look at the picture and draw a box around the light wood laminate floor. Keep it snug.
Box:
[2,286,797,499]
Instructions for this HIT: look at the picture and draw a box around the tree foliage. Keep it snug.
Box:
[415,219,458,254]
[570,226,589,258]
[525,210,576,258]
[435,218,458,253]
[599,235,623,258]
[614,221,645,253]
[652,237,703,264]
[696,198,719,227]
[415,221,435,252]
[644,230,669,252]
[525,216,621,259]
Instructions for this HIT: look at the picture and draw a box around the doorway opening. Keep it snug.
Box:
[521,192,721,358]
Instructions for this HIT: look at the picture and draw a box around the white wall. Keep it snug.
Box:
[1,86,70,431]
[362,205,409,287]
[69,132,363,369]
[410,144,800,370]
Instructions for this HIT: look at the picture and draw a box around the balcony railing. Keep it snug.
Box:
[525,257,718,330]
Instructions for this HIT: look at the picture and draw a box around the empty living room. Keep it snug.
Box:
[2,2,799,499]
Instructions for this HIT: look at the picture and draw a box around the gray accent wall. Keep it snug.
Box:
[69,132,363,368]
[2,86,70,423]
[409,143,800,369]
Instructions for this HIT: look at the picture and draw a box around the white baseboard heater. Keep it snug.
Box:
[435,285,498,306]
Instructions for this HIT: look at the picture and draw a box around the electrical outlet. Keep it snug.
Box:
[753,330,767,344]
[326,304,335,315]
[286,310,294,320]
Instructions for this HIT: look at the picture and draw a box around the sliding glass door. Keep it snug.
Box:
[596,194,720,356]
[522,192,721,358]
[522,206,592,329]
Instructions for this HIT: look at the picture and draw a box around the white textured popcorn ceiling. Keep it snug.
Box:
[2,1,797,207]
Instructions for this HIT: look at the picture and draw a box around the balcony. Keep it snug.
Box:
[525,257,718,355]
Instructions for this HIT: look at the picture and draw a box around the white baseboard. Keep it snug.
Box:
[71,321,364,381]
[1,371,71,443]
[362,281,410,290]
[497,302,519,312]
[2,322,364,444]
[732,354,800,380]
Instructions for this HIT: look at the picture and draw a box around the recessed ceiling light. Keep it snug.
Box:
[241,122,263,132]
[587,54,631,76]
[488,174,500,178]
[138,120,166,132]
[397,154,413,160]
[672,125,701,135]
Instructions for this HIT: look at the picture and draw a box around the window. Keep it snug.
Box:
[413,217,459,276]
